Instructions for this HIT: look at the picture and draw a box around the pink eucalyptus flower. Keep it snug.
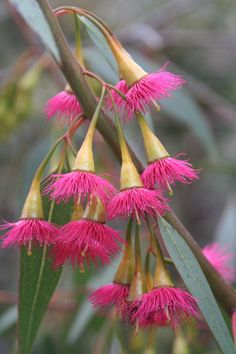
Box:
[0,218,58,248]
[45,90,82,122]
[52,219,122,269]
[107,187,169,221]
[89,283,129,312]
[202,243,235,284]
[128,287,198,329]
[142,155,199,191]
[107,65,185,123]
[44,171,116,205]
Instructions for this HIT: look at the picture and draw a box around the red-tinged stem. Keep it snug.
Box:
[36,0,236,315]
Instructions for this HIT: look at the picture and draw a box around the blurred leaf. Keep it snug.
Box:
[216,196,236,250]
[110,334,123,354]
[79,16,117,73]
[0,307,17,335]
[162,91,216,159]
[67,257,120,344]
[159,218,235,354]
[9,0,60,61]
[85,47,118,83]
[32,334,58,354]
[18,191,72,354]
[0,62,41,140]
[67,300,93,345]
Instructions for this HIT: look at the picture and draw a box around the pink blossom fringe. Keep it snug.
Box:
[107,187,169,221]
[89,283,129,312]
[44,171,116,205]
[52,220,122,269]
[45,90,82,122]
[107,65,185,123]
[202,242,235,284]
[0,218,58,247]
[142,156,199,190]
[128,287,198,329]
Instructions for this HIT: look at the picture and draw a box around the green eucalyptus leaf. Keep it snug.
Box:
[159,218,236,354]
[84,47,118,83]
[18,192,72,354]
[9,0,60,62]
[79,16,118,73]
[162,91,216,160]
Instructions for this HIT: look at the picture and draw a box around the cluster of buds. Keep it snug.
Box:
[1,6,235,334]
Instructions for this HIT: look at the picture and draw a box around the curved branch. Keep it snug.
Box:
[36,0,236,315]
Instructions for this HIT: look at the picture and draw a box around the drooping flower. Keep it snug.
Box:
[142,156,199,191]
[52,220,119,269]
[127,228,198,330]
[45,89,82,122]
[45,170,116,205]
[137,113,198,194]
[108,67,185,123]
[0,219,57,248]
[44,95,116,205]
[85,18,184,122]
[202,243,235,284]
[52,197,122,270]
[89,283,129,311]
[108,114,169,222]
[129,286,198,329]
[1,177,57,252]
[102,28,184,122]
[89,219,134,312]
[107,187,168,221]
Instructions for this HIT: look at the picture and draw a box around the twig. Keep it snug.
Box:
[34,0,236,315]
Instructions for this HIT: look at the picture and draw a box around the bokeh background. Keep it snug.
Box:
[0,0,235,353]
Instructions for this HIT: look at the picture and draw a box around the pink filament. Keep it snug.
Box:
[107,187,169,221]
[45,90,82,122]
[52,219,122,269]
[44,171,116,205]
[142,156,199,190]
[129,287,198,329]
[0,218,58,247]
[89,283,129,312]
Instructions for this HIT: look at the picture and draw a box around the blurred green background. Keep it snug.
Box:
[0,0,235,353]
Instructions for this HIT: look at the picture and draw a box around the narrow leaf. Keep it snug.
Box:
[79,16,118,73]
[19,247,61,354]
[9,0,60,61]
[18,194,72,354]
[162,91,216,160]
[159,218,236,354]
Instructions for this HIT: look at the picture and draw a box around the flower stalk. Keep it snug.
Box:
[72,85,106,172]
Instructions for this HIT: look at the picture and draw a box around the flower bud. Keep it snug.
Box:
[21,180,44,219]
